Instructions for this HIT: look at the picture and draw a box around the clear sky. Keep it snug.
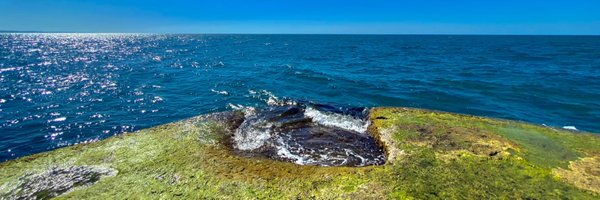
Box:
[1,0,599,34]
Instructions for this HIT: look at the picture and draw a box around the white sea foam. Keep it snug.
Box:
[233,117,272,150]
[227,103,244,110]
[304,107,369,133]
[210,89,229,95]
[232,105,269,150]
[562,126,578,131]
[151,96,163,103]
[248,90,296,106]
[273,136,372,166]
[273,136,345,166]
[227,103,256,117]
[274,137,313,165]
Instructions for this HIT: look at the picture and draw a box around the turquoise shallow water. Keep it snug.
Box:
[1,34,599,161]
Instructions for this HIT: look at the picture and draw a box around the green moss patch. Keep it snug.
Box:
[496,126,580,168]
[371,107,600,198]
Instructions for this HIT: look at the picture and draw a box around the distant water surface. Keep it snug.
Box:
[1,34,599,161]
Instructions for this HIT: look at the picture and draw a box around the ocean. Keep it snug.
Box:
[1,34,599,161]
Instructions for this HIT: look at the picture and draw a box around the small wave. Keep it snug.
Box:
[48,117,67,123]
[227,103,245,110]
[248,90,296,106]
[90,114,104,119]
[227,103,256,117]
[151,96,163,103]
[0,67,22,73]
[304,107,369,133]
[210,89,229,95]
[562,126,578,131]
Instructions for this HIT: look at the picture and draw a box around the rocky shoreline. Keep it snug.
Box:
[1,107,599,199]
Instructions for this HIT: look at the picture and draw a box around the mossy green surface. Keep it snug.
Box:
[1,108,600,199]
[371,107,600,199]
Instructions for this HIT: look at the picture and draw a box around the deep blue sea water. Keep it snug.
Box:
[1,34,599,161]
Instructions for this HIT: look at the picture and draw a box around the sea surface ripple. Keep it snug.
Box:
[1,34,599,161]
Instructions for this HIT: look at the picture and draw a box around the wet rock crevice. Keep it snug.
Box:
[230,105,386,167]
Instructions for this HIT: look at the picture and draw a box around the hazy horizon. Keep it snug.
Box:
[1,31,599,36]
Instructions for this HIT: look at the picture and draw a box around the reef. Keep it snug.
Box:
[1,107,599,199]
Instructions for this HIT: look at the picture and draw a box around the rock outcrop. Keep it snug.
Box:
[0,107,599,199]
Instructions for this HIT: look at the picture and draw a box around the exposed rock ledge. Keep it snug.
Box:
[1,107,599,199]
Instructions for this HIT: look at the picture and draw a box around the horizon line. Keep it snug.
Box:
[1,30,599,36]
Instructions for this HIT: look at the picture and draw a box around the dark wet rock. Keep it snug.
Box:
[233,105,385,167]
[1,166,117,200]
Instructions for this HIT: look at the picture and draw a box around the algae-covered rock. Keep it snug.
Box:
[0,107,599,199]
[1,166,116,199]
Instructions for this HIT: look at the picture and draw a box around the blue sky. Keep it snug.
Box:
[1,0,599,34]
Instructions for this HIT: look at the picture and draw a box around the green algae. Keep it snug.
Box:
[1,108,600,199]
[371,107,600,198]
[388,150,591,199]
[496,126,580,168]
